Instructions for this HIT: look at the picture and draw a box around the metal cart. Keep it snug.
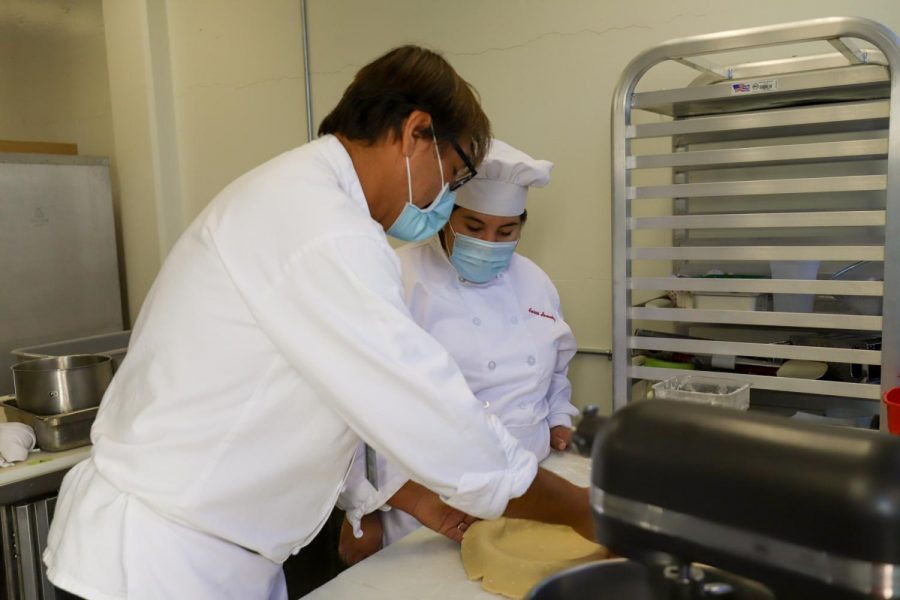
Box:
[611,17,900,421]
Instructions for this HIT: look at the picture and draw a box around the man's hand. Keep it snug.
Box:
[505,468,596,542]
[339,512,383,566]
[550,425,572,451]
[388,481,477,542]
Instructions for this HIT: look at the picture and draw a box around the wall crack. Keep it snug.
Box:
[311,12,709,77]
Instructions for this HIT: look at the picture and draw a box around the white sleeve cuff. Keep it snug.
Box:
[443,414,538,520]
[337,445,409,537]
[548,412,575,429]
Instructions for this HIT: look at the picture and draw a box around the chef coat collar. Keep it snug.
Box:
[317,134,368,214]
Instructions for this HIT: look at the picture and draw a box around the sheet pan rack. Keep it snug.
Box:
[611,17,900,419]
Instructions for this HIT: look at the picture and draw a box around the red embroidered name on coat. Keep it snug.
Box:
[528,307,557,322]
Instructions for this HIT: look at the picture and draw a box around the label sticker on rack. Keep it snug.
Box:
[730,79,779,95]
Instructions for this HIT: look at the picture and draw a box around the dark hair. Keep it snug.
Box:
[318,45,490,166]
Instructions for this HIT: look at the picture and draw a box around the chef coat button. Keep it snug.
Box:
[509,316,518,324]
[518,402,527,410]
[527,356,536,366]
[488,360,496,370]
[458,276,465,282]
[482,400,490,408]
[472,317,481,326]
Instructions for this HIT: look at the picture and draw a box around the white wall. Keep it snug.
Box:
[99,0,310,320]
[305,0,900,413]
[0,0,114,157]
[164,0,309,221]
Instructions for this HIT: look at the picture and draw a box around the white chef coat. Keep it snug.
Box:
[43,135,537,600]
[346,237,579,545]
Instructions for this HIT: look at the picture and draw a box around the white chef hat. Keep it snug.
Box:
[455,139,553,217]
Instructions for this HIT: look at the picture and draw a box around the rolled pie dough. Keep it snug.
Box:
[460,518,609,599]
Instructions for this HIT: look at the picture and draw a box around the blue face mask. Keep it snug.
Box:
[449,227,518,283]
[387,133,456,242]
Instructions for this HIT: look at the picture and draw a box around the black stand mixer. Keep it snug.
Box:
[528,401,900,599]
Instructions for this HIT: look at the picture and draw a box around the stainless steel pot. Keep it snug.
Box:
[12,354,113,415]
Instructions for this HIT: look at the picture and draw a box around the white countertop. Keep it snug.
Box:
[303,451,591,600]
[0,446,90,496]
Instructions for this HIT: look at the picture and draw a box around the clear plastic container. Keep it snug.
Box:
[651,375,751,410]
[693,292,766,311]
[769,260,820,313]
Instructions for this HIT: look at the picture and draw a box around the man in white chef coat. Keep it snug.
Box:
[44,45,591,600]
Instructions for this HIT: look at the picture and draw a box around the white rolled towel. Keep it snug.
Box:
[0,422,37,467]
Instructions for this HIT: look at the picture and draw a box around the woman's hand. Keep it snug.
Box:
[388,481,477,542]
[339,512,384,566]
[550,425,572,451]
[411,490,479,542]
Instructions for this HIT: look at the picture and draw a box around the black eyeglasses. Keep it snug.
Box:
[447,139,477,191]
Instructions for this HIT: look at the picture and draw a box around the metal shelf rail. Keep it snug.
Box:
[611,17,900,415]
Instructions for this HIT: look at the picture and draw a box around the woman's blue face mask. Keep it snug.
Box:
[387,132,456,242]
[449,225,518,283]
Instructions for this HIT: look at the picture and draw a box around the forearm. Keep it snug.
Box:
[386,480,429,514]
[386,480,475,542]
[504,468,595,541]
